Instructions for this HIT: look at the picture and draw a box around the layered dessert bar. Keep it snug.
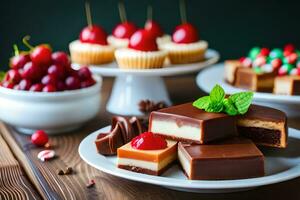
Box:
[224,60,243,84]
[274,76,300,95]
[149,103,238,144]
[237,105,288,148]
[235,67,275,92]
[117,133,177,175]
[178,137,264,180]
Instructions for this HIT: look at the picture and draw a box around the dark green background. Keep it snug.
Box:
[1,0,300,69]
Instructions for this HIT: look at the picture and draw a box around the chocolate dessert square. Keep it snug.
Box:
[274,76,300,95]
[237,105,288,148]
[224,60,242,84]
[178,137,264,180]
[149,103,238,144]
[235,67,275,92]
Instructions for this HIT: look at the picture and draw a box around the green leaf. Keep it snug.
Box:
[0,71,6,82]
[229,92,253,114]
[223,99,238,116]
[192,96,210,109]
[205,101,223,113]
[209,84,225,103]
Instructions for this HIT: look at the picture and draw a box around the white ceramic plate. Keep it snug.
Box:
[79,126,300,193]
[73,49,219,77]
[196,63,300,104]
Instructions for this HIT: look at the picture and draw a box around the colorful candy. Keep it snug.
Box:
[37,150,55,162]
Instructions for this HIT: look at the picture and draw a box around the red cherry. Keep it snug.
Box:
[65,76,81,90]
[81,78,96,88]
[48,64,65,79]
[5,69,22,84]
[112,22,138,39]
[42,84,56,92]
[30,45,52,66]
[2,81,15,89]
[29,83,44,92]
[284,43,295,52]
[145,20,164,38]
[78,66,92,80]
[128,29,158,51]
[284,50,293,57]
[259,48,270,56]
[31,130,48,146]
[10,54,30,69]
[80,25,108,45]
[19,79,32,90]
[172,23,199,44]
[131,132,167,150]
[56,81,66,91]
[13,84,20,90]
[41,74,57,86]
[287,53,298,64]
[22,62,42,81]
[271,58,282,69]
[51,51,70,67]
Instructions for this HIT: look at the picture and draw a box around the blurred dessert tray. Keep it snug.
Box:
[73,49,219,115]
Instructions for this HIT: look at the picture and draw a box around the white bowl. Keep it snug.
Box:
[0,75,102,135]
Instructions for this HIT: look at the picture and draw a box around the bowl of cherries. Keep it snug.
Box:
[0,38,102,134]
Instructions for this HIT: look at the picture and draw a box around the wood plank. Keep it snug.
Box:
[0,131,41,200]
[1,76,300,200]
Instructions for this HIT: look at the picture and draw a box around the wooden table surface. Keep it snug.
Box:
[1,75,300,200]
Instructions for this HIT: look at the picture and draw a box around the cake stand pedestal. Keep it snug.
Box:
[75,49,219,116]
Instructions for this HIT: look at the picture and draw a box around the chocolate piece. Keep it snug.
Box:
[274,76,300,95]
[149,103,238,144]
[224,60,242,84]
[178,138,264,180]
[95,116,143,155]
[235,67,275,92]
[139,100,167,115]
[237,105,288,148]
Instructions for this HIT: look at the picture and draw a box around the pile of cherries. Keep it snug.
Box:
[1,43,95,92]
[240,44,300,76]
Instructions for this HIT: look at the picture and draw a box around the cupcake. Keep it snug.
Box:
[144,19,171,49]
[107,21,138,49]
[161,23,208,64]
[115,29,167,69]
[69,25,114,65]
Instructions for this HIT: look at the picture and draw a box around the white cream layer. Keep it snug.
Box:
[178,146,191,177]
[161,40,208,51]
[107,35,129,48]
[69,40,114,52]
[117,153,176,171]
[115,48,167,58]
[150,120,201,141]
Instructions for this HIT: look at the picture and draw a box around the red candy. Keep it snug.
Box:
[31,130,49,146]
[172,23,199,44]
[131,132,167,150]
[112,22,138,39]
[278,67,288,76]
[253,56,267,67]
[80,25,108,45]
[284,43,295,53]
[271,58,282,69]
[259,47,270,56]
[129,29,158,51]
[286,53,298,64]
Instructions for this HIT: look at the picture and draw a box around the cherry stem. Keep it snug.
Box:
[85,1,93,27]
[179,0,187,24]
[13,44,20,56]
[118,0,127,23]
[147,5,152,21]
[22,35,34,50]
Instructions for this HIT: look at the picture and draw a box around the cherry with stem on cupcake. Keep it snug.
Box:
[173,0,199,44]
[112,0,137,39]
[144,5,164,38]
[80,1,108,45]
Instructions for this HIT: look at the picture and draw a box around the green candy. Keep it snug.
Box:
[270,48,283,59]
[254,67,263,74]
[282,57,289,64]
[296,50,300,57]
[248,47,261,60]
[282,64,295,72]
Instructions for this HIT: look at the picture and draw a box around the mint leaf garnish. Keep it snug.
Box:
[223,99,238,116]
[229,92,253,114]
[192,96,210,109]
[192,84,253,116]
[209,84,225,103]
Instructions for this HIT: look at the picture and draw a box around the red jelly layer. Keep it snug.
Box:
[131,132,167,150]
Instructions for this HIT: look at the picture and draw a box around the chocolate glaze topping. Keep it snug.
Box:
[95,116,144,155]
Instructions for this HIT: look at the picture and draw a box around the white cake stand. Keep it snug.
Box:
[74,49,219,115]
